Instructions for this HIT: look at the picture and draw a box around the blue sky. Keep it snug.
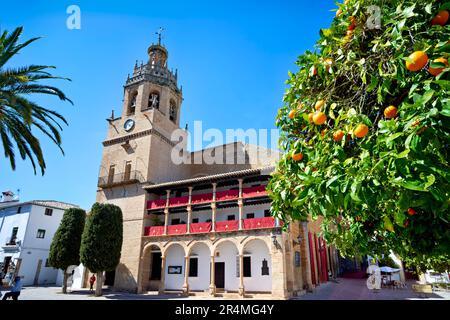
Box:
[0,0,336,209]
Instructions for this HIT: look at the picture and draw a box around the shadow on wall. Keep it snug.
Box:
[114,263,138,293]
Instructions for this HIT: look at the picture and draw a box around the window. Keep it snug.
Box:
[124,161,132,181]
[246,213,255,219]
[44,208,53,216]
[262,259,269,275]
[9,227,18,245]
[171,218,180,225]
[189,258,198,277]
[129,92,137,115]
[36,229,46,239]
[149,92,160,109]
[227,215,235,221]
[294,251,301,267]
[243,256,251,277]
[169,101,177,122]
[192,218,199,223]
[17,207,22,213]
[108,165,115,184]
[264,210,271,217]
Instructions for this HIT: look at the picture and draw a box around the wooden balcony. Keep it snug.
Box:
[98,170,144,188]
[144,217,277,237]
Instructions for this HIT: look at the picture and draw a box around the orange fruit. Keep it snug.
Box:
[292,153,303,161]
[336,8,342,17]
[407,208,417,216]
[321,129,327,138]
[384,106,398,119]
[346,30,354,36]
[428,57,448,76]
[406,51,429,72]
[311,66,318,76]
[354,124,369,138]
[308,112,314,123]
[431,10,449,26]
[333,130,345,142]
[313,112,327,125]
[315,100,325,111]
[288,110,296,119]
[348,16,356,30]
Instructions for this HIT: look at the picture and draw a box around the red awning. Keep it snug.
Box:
[190,222,212,234]
[215,220,239,232]
[243,217,275,230]
[145,226,164,236]
[167,224,187,235]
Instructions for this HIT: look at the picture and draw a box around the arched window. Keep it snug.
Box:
[149,92,160,110]
[169,100,177,122]
[128,91,137,115]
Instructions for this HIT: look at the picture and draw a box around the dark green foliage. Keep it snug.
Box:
[48,208,86,270]
[0,26,72,175]
[80,203,123,273]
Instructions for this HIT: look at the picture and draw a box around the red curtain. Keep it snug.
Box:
[216,189,239,201]
[168,196,189,207]
[146,226,164,236]
[215,220,239,232]
[147,199,166,209]
[242,185,267,198]
[167,224,187,235]
[243,217,275,230]
[191,193,213,204]
[190,222,211,233]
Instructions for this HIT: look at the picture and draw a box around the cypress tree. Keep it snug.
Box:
[48,208,86,293]
[80,202,123,296]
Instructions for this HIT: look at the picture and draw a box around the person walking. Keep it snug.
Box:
[2,276,22,300]
[89,274,96,293]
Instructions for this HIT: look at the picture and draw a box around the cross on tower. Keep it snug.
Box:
[155,27,164,45]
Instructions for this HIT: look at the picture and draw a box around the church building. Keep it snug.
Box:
[95,35,339,298]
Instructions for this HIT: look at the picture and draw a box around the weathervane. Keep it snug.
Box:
[156,27,164,45]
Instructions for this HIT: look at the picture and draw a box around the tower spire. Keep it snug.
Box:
[155,27,164,45]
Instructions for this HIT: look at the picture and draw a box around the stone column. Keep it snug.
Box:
[209,255,216,296]
[186,207,192,234]
[163,209,169,235]
[164,190,170,235]
[239,254,245,296]
[271,234,288,299]
[238,179,243,230]
[300,222,313,291]
[211,183,217,232]
[158,256,166,294]
[182,255,190,295]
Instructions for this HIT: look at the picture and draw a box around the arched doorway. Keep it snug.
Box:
[141,244,162,291]
[214,240,239,292]
[164,243,186,291]
[188,242,210,292]
[242,239,272,292]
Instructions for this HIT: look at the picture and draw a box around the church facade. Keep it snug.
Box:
[95,38,339,298]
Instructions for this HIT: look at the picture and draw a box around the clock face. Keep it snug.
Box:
[124,119,135,132]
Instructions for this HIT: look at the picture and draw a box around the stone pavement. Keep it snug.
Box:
[294,278,450,300]
[4,278,450,300]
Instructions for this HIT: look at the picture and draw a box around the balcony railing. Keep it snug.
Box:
[98,170,144,188]
[144,217,277,237]
[147,185,268,210]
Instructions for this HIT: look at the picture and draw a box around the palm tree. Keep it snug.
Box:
[0,26,72,175]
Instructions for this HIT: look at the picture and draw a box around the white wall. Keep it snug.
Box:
[243,240,272,292]
[164,244,185,290]
[215,241,239,291]
[56,264,86,290]
[188,243,210,291]
[0,204,67,286]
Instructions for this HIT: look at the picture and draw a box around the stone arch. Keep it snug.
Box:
[140,242,163,292]
[211,238,239,255]
[241,238,272,293]
[240,236,271,255]
[164,242,186,290]
[162,241,188,257]
[148,90,160,110]
[169,99,177,123]
[128,89,138,115]
[213,239,240,291]
[187,242,211,292]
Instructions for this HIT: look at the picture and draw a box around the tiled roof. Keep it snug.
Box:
[142,166,275,191]
[0,200,79,211]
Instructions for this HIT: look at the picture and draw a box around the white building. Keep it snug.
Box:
[0,193,79,286]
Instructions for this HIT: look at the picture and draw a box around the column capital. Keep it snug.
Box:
[188,186,193,192]
[211,203,216,209]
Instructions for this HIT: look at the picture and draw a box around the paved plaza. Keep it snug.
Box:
[2,278,448,300]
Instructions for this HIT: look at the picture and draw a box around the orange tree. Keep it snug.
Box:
[268,0,450,272]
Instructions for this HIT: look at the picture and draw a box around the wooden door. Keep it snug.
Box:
[214,262,225,289]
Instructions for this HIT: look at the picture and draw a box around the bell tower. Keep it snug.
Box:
[95,32,185,292]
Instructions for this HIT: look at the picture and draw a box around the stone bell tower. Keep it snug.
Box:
[95,32,184,292]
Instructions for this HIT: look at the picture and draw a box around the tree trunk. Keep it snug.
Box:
[62,272,68,294]
[95,272,103,297]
